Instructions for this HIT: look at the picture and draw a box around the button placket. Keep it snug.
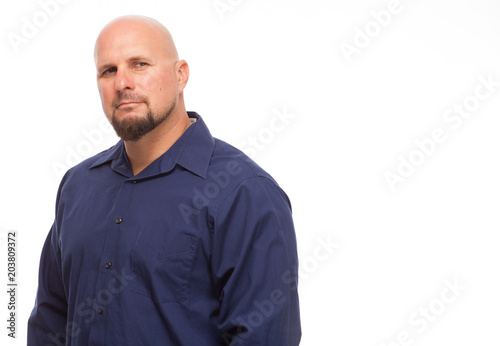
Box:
[89,179,132,338]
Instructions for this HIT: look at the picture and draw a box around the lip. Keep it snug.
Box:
[117,101,141,108]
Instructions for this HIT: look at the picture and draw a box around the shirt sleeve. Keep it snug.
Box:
[211,176,301,345]
[28,176,69,345]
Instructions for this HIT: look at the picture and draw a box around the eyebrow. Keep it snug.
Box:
[97,56,153,71]
[128,56,150,62]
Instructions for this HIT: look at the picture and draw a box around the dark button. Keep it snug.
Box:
[132,180,137,184]
[97,308,103,314]
[115,218,122,224]
[105,262,112,269]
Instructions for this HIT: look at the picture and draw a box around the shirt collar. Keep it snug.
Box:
[89,112,215,179]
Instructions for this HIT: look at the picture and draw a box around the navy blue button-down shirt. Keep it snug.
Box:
[28,112,301,345]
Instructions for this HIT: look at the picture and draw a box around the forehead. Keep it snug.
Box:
[95,22,165,65]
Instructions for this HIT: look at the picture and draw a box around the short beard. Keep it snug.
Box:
[111,101,175,142]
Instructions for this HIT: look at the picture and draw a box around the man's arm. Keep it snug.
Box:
[212,176,301,345]
[28,225,68,345]
[28,175,69,345]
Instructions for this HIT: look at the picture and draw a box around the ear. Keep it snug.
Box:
[175,60,189,93]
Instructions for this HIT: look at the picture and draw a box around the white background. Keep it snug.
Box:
[1,0,500,345]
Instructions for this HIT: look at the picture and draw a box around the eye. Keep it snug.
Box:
[101,67,116,76]
[135,62,148,68]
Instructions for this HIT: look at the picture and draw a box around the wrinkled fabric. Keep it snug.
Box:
[28,112,301,345]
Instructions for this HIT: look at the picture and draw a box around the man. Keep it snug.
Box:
[28,15,301,345]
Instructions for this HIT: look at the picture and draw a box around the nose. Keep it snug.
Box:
[114,68,135,92]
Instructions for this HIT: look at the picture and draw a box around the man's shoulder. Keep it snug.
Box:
[211,138,274,183]
[208,138,292,214]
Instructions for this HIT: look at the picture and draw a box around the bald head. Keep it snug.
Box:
[94,15,190,142]
[94,15,178,64]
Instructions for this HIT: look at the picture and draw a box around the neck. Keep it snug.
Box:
[123,109,192,176]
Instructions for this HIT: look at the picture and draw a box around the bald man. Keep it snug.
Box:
[28,16,301,345]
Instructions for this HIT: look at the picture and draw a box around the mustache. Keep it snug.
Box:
[112,93,148,108]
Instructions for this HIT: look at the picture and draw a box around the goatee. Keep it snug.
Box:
[112,102,175,141]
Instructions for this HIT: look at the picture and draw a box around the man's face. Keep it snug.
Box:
[95,21,179,141]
